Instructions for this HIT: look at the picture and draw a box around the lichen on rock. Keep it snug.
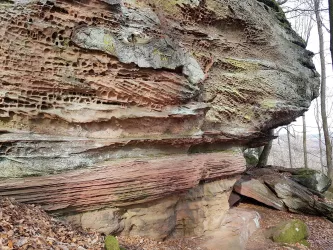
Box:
[0,0,321,241]
[271,219,309,245]
[71,26,204,84]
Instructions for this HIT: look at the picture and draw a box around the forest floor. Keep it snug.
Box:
[243,202,333,250]
[1,197,333,250]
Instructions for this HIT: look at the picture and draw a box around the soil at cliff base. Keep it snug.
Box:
[2,197,333,250]
[242,202,333,250]
[0,198,104,250]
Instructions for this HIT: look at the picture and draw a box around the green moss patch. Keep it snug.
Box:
[291,168,331,193]
[271,219,309,244]
[299,239,310,247]
[222,58,259,72]
[105,235,120,250]
[294,169,318,176]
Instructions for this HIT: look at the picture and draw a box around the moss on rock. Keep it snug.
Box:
[271,219,309,244]
[291,168,331,193]
[105,235,120,250]
[299,239,310,247]
[224,58,259,72]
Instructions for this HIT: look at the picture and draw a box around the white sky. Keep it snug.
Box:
[283,0,333,134]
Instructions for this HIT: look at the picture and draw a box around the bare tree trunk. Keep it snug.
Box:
[315,98,324,172]
[328,0,333,65]
[303,114,308,168]
[287,126,293,168]
[315,0,333,177]
[257,130,274,167]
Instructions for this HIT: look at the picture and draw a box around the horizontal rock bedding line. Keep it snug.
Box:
[0,151,245,214]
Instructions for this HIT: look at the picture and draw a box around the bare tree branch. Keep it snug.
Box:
[277,0,289,5]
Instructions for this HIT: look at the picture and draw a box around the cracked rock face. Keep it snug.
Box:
[0,0,319,238]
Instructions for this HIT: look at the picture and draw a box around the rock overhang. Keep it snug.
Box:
[0,0,320,215]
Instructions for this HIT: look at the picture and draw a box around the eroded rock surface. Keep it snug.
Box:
[65,178,238,240]
[0,151,244,213]
[0,0,320,240]
[0,0,319,177]
[201,208,261,250]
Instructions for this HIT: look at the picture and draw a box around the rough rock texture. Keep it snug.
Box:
[65,178,237,240]
[200,208,261,250]
[0,0,320,240]
[0,0,319,178]
[234,167,333,222]
[234,177,286,210]
[0,152,243,213]
[290,169,332,193]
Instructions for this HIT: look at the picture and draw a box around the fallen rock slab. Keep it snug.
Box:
[290,169,331,193]
[235,167,333,222]
[234,177,286,210]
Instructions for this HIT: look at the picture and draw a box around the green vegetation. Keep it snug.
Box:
[271,219,309,244]
[103,34,116,55]
[298,239,310,247]
[261,99,277,109]
[153,48,172,62]
[243,149,260,166]
[105,235,120,250]
[295,169,318,176]
[224,58,259,72]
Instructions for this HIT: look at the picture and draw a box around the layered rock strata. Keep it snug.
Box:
[65,178,238,240]
[0,0,320,240]
[0,152,244,213]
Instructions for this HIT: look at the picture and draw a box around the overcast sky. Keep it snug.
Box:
[282,0,333,135]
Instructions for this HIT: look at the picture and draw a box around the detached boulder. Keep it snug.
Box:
[265,176,318,215]
[237,167,333,222]
[270,219,309,246]
[105,236,120,250]
[291,169,331,193]
[200,208,261,250]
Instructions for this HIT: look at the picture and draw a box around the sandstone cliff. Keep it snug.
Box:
[0,0,319,240]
